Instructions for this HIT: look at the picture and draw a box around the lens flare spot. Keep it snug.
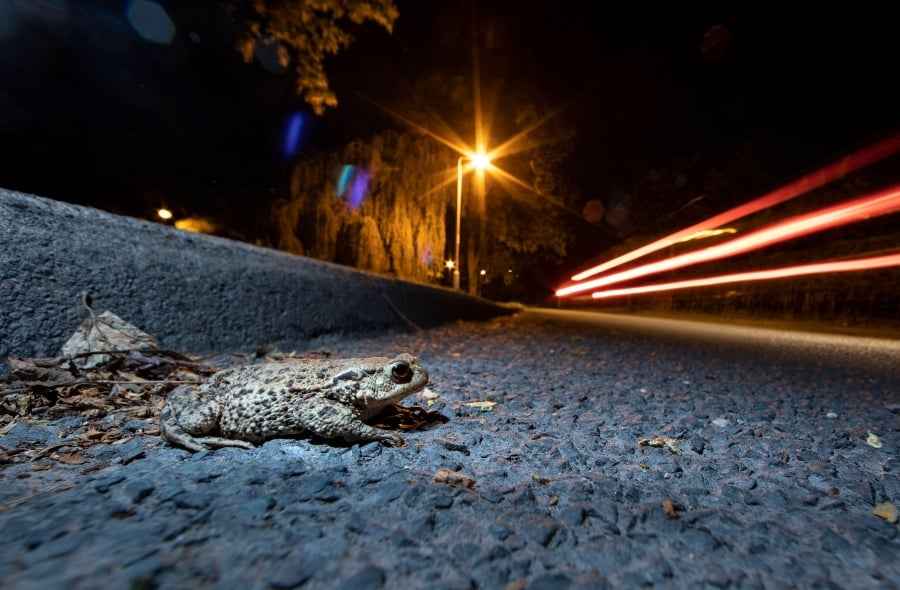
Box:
[283,112,305,156]
[421,245,433,267]
[700,24,731,62]
[347,169,371,210]
[125,0,175,45]
[582,199,605,223]
[335,165,370,210]
[336,165,355,199]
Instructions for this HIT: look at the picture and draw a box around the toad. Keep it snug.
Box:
[159,353,428,451]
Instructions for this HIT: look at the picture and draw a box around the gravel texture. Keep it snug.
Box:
[1,310,898,589]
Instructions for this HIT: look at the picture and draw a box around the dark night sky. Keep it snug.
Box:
[1,0,898,243]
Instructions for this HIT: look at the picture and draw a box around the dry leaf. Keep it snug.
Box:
[663,500,679,519]
[8,357,74,387]
[433,468,476,489]
[61,310,158,369]
[638,436,682,455]
[531,472,551,485]
[873,502,898,523]
[57,453,87,465]
[463,401,496,412]
[866,432,883,448]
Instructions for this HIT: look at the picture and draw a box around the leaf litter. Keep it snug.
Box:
[1,297,221,465]
[2,296,445,466]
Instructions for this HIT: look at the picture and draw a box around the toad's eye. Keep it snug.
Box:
[390,362,413,384]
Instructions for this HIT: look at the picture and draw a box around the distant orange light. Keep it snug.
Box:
[157,208,173,220]
[590,253,900,300]
[174,217,216,234]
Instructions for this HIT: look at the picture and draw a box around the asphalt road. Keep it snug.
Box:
[1,308,898,589]
[531,308,900,375]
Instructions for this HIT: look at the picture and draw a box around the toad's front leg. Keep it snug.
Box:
[300,403,405,446]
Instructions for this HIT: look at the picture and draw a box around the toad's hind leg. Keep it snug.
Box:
[160,385,256,452]
[160,420,255,452]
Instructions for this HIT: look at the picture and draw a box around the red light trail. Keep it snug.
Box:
[591,253,900,300]
[556,183,900,297]
[567,133,900,283]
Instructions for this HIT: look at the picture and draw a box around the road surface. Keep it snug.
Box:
[1,308,898,588]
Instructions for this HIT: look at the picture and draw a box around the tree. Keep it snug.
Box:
[271,129,454,282]
[227,0,398,114]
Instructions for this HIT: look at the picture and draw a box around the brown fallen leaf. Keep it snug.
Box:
[663,500,679,519]
[462,401,497,412]
[433,468,476,489]
[370,404,448,431]
[873,502,899,523]
[7,357,75,387]
[57,453,88,465]
[638,436,682,455]
[61,309,159,369]
[531,473,551,485]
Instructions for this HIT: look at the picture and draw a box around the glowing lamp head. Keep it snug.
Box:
[157,208,173,220]
[445,260,456,270]
[471,152,490,170]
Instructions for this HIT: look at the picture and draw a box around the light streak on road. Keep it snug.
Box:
[567,133,900,283]
[557,183,900,297]
[590,253,900,300]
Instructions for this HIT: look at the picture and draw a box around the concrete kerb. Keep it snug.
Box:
[0,189,513,377]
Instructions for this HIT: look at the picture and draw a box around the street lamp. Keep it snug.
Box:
[453,152,490,290]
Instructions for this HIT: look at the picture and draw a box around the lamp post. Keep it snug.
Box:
[453,152,490,291]
[453,157,464,290]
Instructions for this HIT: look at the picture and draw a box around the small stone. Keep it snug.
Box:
[712,418,730,428]
[825,412,838,419]
[436,436,470,455]
[559,504,587,526]
[243,496,276,517]
[527,573,572,590]
[123,481,155,505]
[335,565,384,590]
[268,553,319,589]
[433,494,454,509]
[92,474,127,494]
[521,518,559,547]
